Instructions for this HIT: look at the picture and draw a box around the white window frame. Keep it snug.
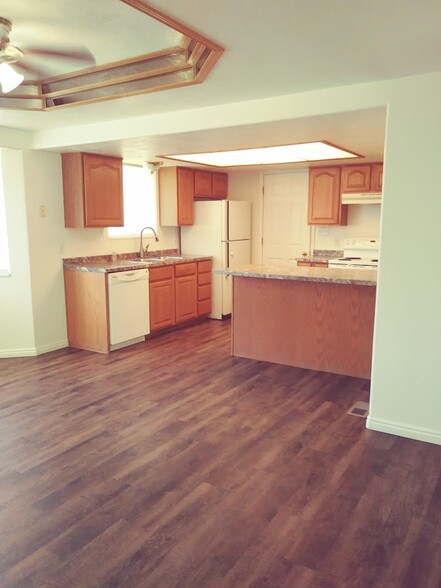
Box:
[108,163,158,239]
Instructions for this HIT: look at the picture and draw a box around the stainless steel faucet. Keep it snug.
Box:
[139,226,159,257]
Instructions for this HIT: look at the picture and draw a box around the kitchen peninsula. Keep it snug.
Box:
[222,264,377,379]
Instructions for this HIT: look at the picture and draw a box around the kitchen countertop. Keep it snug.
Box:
[63,253,212,273]
[217,263,377,286]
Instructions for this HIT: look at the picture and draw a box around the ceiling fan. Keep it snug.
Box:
[0,16,95,93]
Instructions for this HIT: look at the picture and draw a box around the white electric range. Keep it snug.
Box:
[328,238,379,270]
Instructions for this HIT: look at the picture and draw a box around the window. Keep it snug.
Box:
[108,164,157,238]
[0,154,10,276]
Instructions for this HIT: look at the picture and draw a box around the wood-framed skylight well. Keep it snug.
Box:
[0,0,223,111]
[159,141,362,167]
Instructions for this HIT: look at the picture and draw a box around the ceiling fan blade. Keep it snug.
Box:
[14,61,47,80]
[24,47,95,64]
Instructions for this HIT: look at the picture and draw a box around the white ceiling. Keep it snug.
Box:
[2,0,441,166]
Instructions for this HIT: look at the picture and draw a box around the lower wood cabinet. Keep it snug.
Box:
[297,260,328,268]
[64,269,109,353]
[175,262,198,323]
[149,266,176,331]
[150,260,212,332]
[197,260,212,315]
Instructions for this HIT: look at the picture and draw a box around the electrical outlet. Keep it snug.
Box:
[39,205,47,218]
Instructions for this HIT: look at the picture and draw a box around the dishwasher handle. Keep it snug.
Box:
[109,270,149,283]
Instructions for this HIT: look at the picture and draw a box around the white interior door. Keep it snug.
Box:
[262,171,310,265]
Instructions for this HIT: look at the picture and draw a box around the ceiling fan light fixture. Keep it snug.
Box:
[0,63,23,93]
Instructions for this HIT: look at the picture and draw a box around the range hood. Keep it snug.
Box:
[341,192,382,205]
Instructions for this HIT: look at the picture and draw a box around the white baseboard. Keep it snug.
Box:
[0,340,68,358]
[367,416,441,446]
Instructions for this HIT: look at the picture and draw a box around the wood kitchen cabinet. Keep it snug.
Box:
[370,163,383,192]
[63,269,109,352]
[149,266,176,331]
[194,169,228,199]
[341,162,383,193]
[297,260,328,267]
[62,153,124,228]
[175,262,198,323]
[308,167,347,225]
[159,166,194,226]
[197,260,212,316]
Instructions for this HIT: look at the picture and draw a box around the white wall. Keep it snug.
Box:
[313,204,381,250]
[0,150,179,356]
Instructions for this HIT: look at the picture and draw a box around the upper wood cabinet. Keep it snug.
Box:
[370,163,383,192]
[308,167,347,226]
[62,153,124,228]
[194,169,228,199]
[194,170,212,196]
[159,166,194,226]
[341,162,383,193]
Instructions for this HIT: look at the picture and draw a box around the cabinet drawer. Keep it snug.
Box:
[198,260,212,273]
[198,284,211,301]
[149,265,174,282]
[297,261,312,267]
[198,299,211,316]
[175,262,197,277]
[198,271,211,285]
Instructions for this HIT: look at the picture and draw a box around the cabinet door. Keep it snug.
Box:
[175,274,197,323]
[83,154,124,227]
[341,164,371,193]
[371,163,383,192]
[177,167,194,225]
[149,279,175,331]
[212,172,228,199]
[194,170,212,196]
[308,167,347,225]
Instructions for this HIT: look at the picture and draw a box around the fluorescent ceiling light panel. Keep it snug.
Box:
[162,141,360,167]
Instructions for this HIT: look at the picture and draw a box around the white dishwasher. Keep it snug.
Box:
[107,269,150,350]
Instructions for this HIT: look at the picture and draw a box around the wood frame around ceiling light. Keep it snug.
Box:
[0,0,224,111]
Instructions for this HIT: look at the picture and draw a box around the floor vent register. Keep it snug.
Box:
[347,401,369,418]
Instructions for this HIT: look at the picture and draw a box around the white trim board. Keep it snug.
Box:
[0,340,68,358]
[367,416,441,447]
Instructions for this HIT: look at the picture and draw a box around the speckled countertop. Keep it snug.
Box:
[217,264,377,286]
[63,250,211,273]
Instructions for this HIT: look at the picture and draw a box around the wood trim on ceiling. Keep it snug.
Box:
[0,0,224,111]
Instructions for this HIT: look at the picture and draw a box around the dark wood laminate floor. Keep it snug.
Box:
[0,319,440,588]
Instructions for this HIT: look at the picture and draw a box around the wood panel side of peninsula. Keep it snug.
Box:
[232,276,376,379]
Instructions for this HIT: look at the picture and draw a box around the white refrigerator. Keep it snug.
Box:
[181,200,251,319]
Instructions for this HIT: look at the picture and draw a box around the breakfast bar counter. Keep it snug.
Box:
[220,264,377,379]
